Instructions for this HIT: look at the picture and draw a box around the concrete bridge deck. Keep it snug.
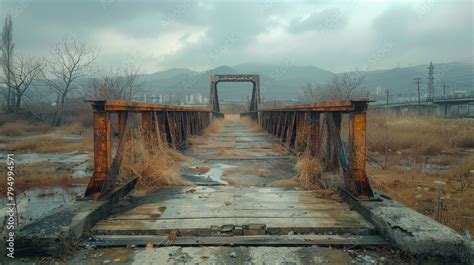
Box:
[81,119,398,263]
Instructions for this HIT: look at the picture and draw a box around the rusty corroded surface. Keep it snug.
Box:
[242,99,374,199]
[84,100,213,198]
[85,98,374,199]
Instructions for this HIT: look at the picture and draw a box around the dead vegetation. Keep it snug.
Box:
[224,114,241,121]
[121,128,191,195]
[215,149,252,158]
[369,153,474,234]
[294,154,324,189]
[270,179,300,188]
[0,162,89,194]
[3,135,85,153]
[125,148,191,195]
[367,111,474,234]
[0,120,49,136]
[240,116,263,132]
[223,177,240,186]
[367,111,474,157]
[202,118,224,136]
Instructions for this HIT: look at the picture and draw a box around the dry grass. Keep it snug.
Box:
[249,145,271,152]
[224,114,241,121]
[53,123,84,134]
[202,119,224,136]
[223,177,240,186]
[215,149,252,158]
[270,179,300,188]
[3,135,85,153]
[294,153,325,190]
[367,112,474,234]
[0,162,89,194]
[122,131,191,195]
[367,112,474,156]
[272,143,289,155]
[369,153,474,234]
[240,117,263,132]
[0,120,49,136]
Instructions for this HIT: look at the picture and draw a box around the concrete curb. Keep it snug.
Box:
[15,179,137,257]
[342,190,473,264]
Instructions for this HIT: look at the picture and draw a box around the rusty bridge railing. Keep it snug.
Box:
[84,100,215,198]
[241,99,374,199]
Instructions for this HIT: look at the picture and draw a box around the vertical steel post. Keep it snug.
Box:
[85,111,111,197]
[348,111,373,198]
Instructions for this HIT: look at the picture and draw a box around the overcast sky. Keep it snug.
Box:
[0,0,472,73]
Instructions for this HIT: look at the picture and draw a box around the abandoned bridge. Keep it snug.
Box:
[14,75,473,264]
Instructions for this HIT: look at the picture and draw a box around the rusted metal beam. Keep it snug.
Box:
[347,112,373,199]
[85,111,111,198]
[246,99,374,199]
[84,100,213,198]
[85,100,211,112]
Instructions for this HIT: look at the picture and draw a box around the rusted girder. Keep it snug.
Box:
[84,100,213,199]
[210,74,260,115]
[242,99,374,199]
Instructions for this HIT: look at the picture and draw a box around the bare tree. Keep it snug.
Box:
[325,73,365,100]
[86,64,142,100]
[0,15,14,112]
[301,82,323,103]
[300,73,365,103]
[44,37,97,127]
[10,56,42,113]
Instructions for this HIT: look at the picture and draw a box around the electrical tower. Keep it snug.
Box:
[427,62,435,101]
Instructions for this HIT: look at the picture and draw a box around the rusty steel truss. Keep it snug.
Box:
[84,100,213,198]
[210,74,260,118]
[241,99,374,199]
[84,95,373,199]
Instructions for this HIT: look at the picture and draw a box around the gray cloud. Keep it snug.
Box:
[288,8,348,33]
[0,0,472,73]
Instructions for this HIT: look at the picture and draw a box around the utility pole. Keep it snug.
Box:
[414,77,422,113]
[443,82,448,116]
[427,62,435,101]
